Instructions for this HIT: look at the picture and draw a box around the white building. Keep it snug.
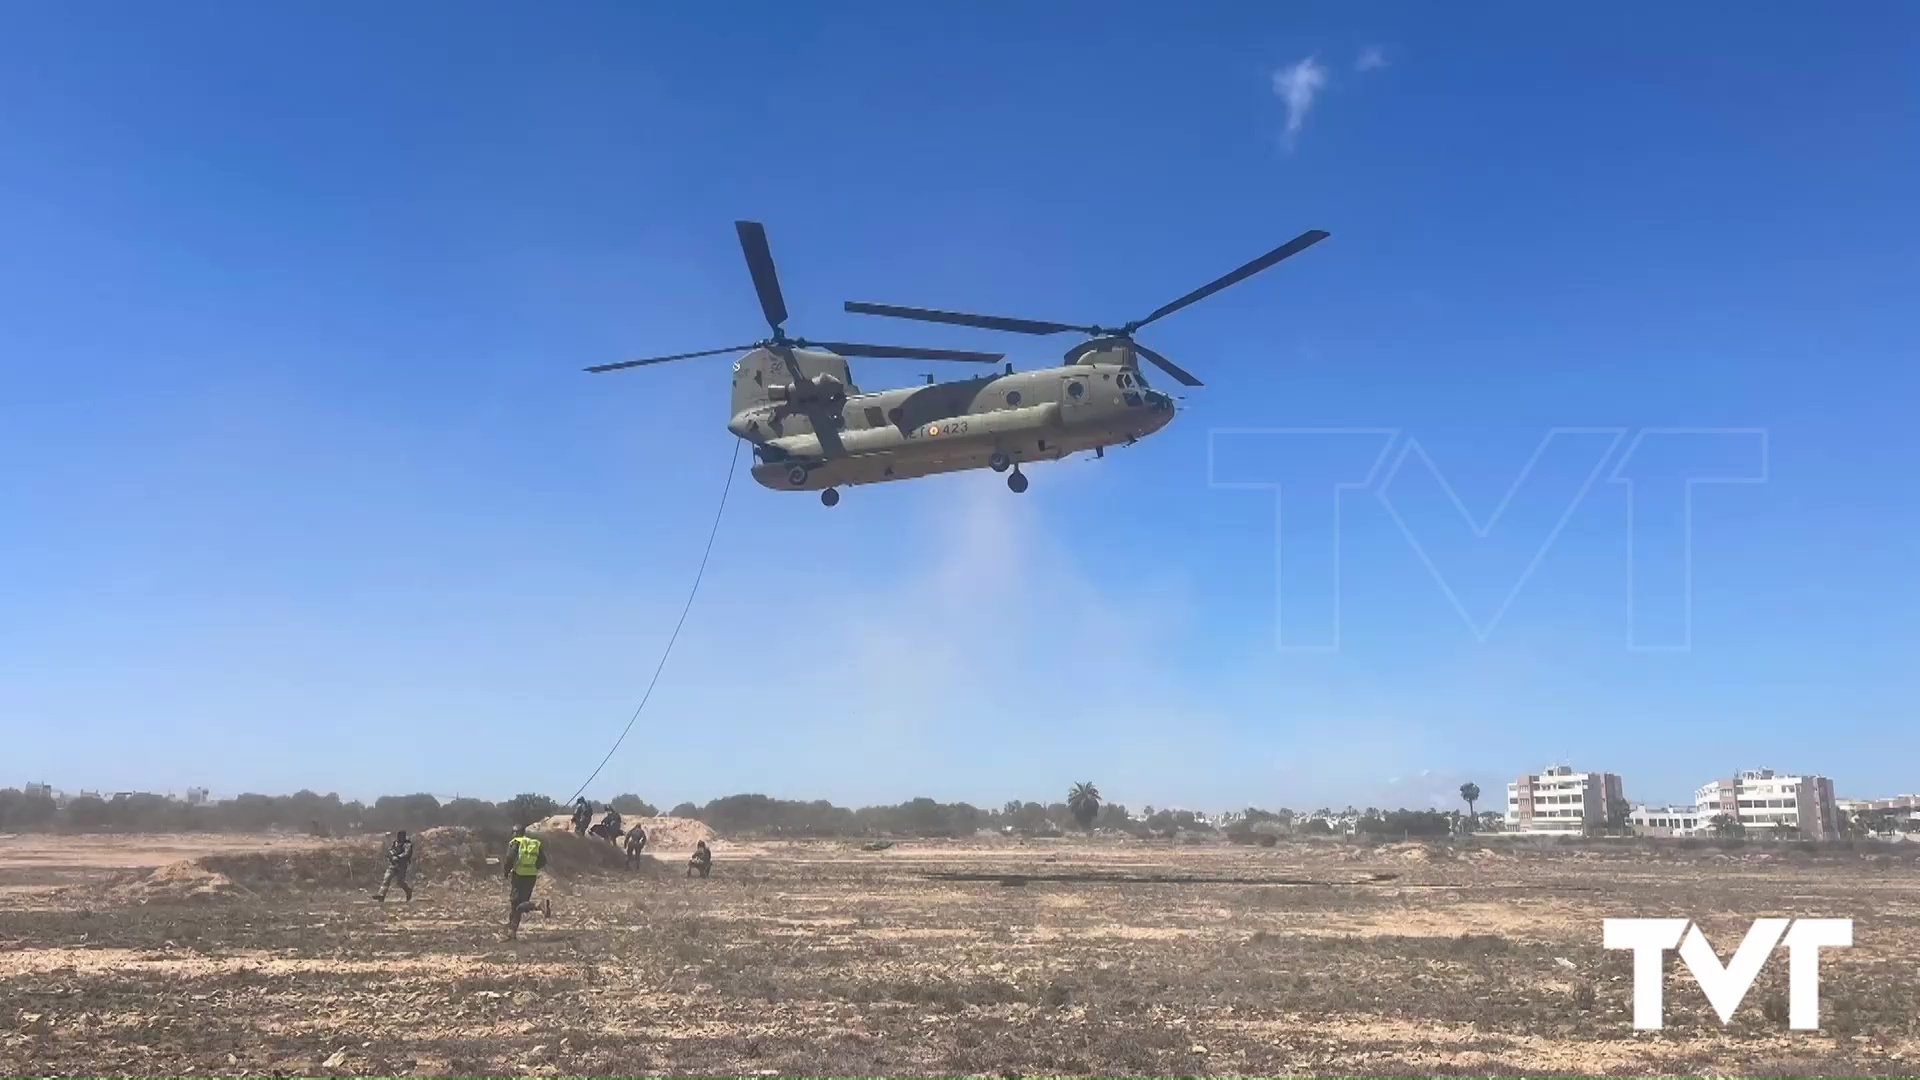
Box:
[1506,764,1627,834]
[1628,804,1704,837]
[1694,768,1841,840]
[1837,794,1920,833]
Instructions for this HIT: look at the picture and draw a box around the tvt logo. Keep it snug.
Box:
[1603,917,1852,1030]
[1207,427,1767,652]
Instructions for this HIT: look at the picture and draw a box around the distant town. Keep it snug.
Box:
[1499,764,1918,842]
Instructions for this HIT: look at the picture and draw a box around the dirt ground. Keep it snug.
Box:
[3,833,1918,1078]
[0,832,331,894]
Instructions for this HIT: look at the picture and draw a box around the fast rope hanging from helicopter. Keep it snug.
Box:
[564,437,742,806]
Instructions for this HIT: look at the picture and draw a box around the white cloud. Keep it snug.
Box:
[1356,45,1389,73]
[1271,55,1329,150]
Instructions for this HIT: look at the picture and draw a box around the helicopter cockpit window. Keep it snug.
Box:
[1117,372,1135,389]
[1006,390,1022,407]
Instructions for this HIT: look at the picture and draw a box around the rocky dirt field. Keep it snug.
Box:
[3,830,1918,1078]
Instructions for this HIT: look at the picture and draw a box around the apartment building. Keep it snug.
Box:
[1694,768,1841,840]
[1506,764,1627,834]
[1628,804,1704,837]
[1837,794,1920,831]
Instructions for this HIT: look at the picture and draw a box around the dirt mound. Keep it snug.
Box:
[628,816,716,848]
[200,846,381,888]
[168,822,622,891]
[527,830,631,875]
[532,813,714,848]
[391,826,631,878]
[112,860,245,903]
[414,826,513,876]
[532,809,627,834]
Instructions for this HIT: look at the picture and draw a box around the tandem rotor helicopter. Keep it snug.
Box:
[586,220,1329,506]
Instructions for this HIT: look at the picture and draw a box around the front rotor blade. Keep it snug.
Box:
[735,220,789,332]
[844,301,1087,337]
[1132,229,1329,331]
[584,344,757,374]
[812,342,1004,363]
[1133,341,1204,387]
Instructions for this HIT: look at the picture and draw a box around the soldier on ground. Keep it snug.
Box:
[373,830,414,902]
[571,798,592,837]
[505,825,551,939]
[624,824,647,868]
[687,839,712,879]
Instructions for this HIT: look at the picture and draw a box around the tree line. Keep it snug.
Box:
[0,786,1074,837]
[0,787,613,836]
[0,781,1507,840]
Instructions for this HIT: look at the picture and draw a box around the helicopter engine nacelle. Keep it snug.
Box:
[767,371,846,404]
[803,371,845,399]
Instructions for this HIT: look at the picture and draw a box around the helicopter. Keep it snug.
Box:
[587,221,1329,506]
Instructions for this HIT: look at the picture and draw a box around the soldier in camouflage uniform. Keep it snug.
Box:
[373,831,414,902]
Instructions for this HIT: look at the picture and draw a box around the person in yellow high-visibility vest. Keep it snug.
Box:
[504,825,550,938]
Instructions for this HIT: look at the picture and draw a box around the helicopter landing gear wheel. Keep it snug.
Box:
[989,450,1011,473]
[820,488,840,507]
[1007,468,1029,494]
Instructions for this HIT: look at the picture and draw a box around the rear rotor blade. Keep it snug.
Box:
[1132,229,1329,331]
[844,301,1088,337]
[811,342,1005,363]
[585,344,757,374]
[1133,342,1204,387]
[735,220,789,332]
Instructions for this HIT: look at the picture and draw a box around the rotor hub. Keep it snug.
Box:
[582,219,1005,376]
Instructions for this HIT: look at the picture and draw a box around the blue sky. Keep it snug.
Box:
[3,4,1916,812]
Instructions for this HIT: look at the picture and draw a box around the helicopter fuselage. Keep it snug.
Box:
[593,218,1327,503]
[727,345,1174,493]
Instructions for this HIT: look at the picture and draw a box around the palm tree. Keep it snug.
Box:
[1067,782,1102,830]
[1459,783,1481,822]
